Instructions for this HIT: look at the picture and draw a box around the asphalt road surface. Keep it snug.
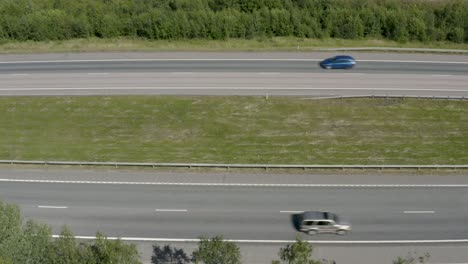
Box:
[1,180,467,241]
[2,168,468,263]
[0,52,467,97]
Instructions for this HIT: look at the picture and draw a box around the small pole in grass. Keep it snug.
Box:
[265,92,269,100]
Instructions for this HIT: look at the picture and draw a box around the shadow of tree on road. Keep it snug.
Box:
[151,244,192,264]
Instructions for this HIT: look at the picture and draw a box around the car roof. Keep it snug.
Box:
[333,55,354,60]
[301,211,333,220]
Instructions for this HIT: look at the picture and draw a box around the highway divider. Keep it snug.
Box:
[0,160,466,170]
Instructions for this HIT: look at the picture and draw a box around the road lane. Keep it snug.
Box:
[1,182,467,241]
[0,53,467,97]
[0,72,467,97]
[0,60,467,75]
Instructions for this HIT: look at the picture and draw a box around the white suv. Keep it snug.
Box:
[297,211,351,235]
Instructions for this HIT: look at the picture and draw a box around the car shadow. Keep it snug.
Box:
[291,213,301,231]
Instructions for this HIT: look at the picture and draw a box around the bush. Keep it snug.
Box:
[0,199,142,264]
[0,0,466,43]
[192,236,241,264]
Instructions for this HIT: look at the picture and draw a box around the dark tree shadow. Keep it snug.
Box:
[151,244,192,264]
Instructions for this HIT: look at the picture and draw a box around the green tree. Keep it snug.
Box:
[0,198,141,264]
[21,220,53,263]
[0,199,53,264]
[383,9,409,42]
[192,235,241,264]
[0,200,24,263]
[272,237,320,264]
[83,232,141,264]
[50,227,82,264]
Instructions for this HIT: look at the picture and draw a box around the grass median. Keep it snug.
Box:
[0,96,466,165]
[0,37,467,54]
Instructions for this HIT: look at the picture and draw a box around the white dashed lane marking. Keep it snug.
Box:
[155,209,188,212]
[38,205,68,209]
[404,211,435,214]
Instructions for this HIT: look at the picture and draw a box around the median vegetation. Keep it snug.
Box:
[0,0,466,44]
[1,96,466,165]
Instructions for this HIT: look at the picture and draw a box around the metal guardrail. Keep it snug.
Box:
[315,47,468,53]
[302,95,468,100]
[0,160,466,170]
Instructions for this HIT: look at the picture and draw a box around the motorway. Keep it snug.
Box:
[2,168,468,263]
[0,52,467,97]
[1,169,468,242]
[1,52,467,262]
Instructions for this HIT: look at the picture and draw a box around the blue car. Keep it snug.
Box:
[319,55,356,69]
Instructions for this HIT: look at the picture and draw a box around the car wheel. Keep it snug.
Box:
[336,230,347,235]
[326,65,331,69]
[307,230,317,235]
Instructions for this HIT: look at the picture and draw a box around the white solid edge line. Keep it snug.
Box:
[1,58,468,64]
[155,209,188,212]
[2,178,468,188]
[50,235,468,244]
[280,211,304,213]
[404,211,435,214]
[38,205,68,209]
[0,87,466,92]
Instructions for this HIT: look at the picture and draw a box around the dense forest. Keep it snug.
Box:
[0,0,466,43]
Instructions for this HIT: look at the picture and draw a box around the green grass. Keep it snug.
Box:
[0,37,467,54]
[0,96,466,165]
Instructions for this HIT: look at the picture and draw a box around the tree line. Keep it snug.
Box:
[0,0,466,43]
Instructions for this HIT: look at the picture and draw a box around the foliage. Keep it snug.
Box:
[0,0,466,43]
[192,236,241,264]
[82,232,141,264]
[0,198,142,264]
[273,237,320,264]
